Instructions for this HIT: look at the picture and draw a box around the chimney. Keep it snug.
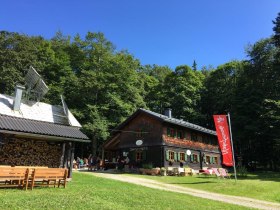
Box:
[13,85,25,111]
[164,108,172,118]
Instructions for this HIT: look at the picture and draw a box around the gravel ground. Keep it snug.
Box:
[85,172,280,210]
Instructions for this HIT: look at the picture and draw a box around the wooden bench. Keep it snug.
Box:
[0,167,29,190]
[29,168,68,190]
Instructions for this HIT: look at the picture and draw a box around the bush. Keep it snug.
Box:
[142,163,153,169]
[160,167,166,172]
[237,166,248,177]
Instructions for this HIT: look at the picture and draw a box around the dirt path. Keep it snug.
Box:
[85,172,280,210]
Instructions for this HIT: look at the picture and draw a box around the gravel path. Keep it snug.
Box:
[86,172,280,210]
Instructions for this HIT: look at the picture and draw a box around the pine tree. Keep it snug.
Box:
[192,60,197,71]
[273,12,280,47]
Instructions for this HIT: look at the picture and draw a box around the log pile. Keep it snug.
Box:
[0,135,61,167]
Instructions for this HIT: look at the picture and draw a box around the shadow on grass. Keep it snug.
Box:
[170,181,217,185]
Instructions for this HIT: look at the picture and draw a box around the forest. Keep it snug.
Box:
[0,13,279,170]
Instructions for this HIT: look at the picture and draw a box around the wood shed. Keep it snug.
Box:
[0,86,89,177]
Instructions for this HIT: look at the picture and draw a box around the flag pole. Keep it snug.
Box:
[227,112,237,181]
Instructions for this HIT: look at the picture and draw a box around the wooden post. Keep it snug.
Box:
[60,142,66,168]
[63,142,69,168]
[68,142,75,178]
[101,148,105,161]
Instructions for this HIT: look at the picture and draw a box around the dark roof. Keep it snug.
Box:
[113,108,216,136]
[0,114,89,141]
[140,109,216,135]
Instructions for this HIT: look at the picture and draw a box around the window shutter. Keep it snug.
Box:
[203,156,206,163]
[198,154,200,162]
[174,152,177,161]
[167,128,170,136]
[190,154,194,162]
[184,153,188,161]
[166,150,169,161]
[210,157,213,164]
[142,151,147,161]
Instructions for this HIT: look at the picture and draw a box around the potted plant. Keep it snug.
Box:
[139,163,160,175]
[160,167,167,176]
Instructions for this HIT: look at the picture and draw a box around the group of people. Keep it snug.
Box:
[116,155,130,170]
[73,155,102,171]
[88,154,102,171]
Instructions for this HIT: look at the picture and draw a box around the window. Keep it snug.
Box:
[166,150,176,161]
[209,137,218,145]
[193,154,198,162]
[136,129,143,138]
[170,128,176,137]
[178,130,184,139]
[202,135,207,144]
[136,151,143,161]
[169,151,175,160]
[167,127,171,136]
[191,154,199,163]
[197,135,202,142]
[179,152,185,161]
[184,131,189,140]
[191,133,197,141]
[206,156,210,164]
[213,157,218,164]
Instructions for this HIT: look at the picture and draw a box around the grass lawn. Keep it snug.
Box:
[0,172,252,210]
[127,171,280,203]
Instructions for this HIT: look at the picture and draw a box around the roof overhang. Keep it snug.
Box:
[0,129,91,143]
[103,133,121,150]
[0,114,89,141]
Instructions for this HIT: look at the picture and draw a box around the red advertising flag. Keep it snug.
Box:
[213,115,233,167]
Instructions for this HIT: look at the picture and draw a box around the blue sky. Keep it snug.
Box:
[1,0,279,69]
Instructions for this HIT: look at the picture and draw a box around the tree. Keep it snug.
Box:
[192,60,197,71]
[273,12,280,47]
[161,65,204,123]
[200,61,243,127]
[234,38,279,169]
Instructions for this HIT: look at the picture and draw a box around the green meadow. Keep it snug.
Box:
[0,172,252,210]
[127,172,280,203]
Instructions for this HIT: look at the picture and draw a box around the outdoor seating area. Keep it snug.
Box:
[162,167,196,176]
[200,167,231,178]
[155,166,231,178]
[0,166,68,190]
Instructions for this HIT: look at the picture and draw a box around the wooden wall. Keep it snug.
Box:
[162,126,220,152]
[163,146,222,169]
[119,112,163,148]
[0,134,62,167]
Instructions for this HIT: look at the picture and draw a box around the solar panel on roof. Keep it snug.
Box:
[61,95,71,126]
[24,66,49,102]
[25,66,41,90]
[33,79,49,101]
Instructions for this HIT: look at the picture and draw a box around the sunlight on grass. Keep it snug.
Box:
[126,172,280,203]
[0,172,252,210]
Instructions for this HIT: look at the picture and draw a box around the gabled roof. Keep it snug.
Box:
[113,108,216,136]
[0,114,89,141]
[0,93,89,142]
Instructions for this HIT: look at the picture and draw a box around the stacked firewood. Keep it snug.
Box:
[0,136,61,167]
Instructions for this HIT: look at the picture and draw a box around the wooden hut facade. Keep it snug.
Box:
[104,108,222,170]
